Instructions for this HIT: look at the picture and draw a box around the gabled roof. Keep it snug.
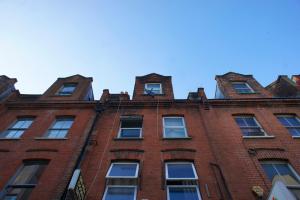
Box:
[57,74,93,81]
[136,73,171,79]
[266,75,297,89]
[215,72,253,79]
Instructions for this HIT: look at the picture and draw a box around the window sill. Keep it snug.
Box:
[34,137,68,140]
[163,137,192,140]
[243,135,275,139]
[0,138,20,140]
[114,137,143,141]
[292,136,300,139]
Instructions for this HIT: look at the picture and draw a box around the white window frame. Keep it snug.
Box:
[167,185,202,200]
[1,118,34,139]
[144,83,162,94]
[102,185,137,200]
[45,117,74,139]
[235,116,268,137]
[106,163,139,178]
[261,161,300,191]
[165,162,198,180]
[118,117,143,139]
[276,115,300,137]
[163,117,188,138]
[232,82,255,94]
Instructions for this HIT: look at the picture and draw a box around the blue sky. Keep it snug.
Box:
[0,0,299,99]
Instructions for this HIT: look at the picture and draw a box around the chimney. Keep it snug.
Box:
[100,89,110,103]
[292,75,300,86]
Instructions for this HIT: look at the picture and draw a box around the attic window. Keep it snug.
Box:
[58,83,77,96]
[144,83,162,95]
[232,82,254,94]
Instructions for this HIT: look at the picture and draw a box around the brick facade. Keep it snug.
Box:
[0,72,300,200]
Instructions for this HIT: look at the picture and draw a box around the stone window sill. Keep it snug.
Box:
[292,136,300,139]
[114,137,143,141]
[34,137,68,140]
[243,135,275,139]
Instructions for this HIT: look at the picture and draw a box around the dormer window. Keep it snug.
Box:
[58,83,77,96]
[232,82,254,94]
[144,83,162,95]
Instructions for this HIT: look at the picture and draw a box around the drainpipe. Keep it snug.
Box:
[61,101,104,200]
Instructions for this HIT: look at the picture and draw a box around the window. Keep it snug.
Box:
[163,117,188,138]
[144,83,162,95]
[103,186,137,200]
[103,162,139,200]
[165,162,202,200]
[232,82,254,94]
[1,160,48,200]
[260,161,300,199]
[0,118,34,139]
[118,116,142,138]
[58,83,77,96]
[277,115,300,137]
[234,116,266,137]
[46,117,74,138]
[106,163,139,178]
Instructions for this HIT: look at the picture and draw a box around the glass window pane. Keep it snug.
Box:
[275,164,300,185]
[165,128,186,138]
[286,117,300,126]
[108,163,138,177]
[52,121,65,129]
[5,130,19,138]
[48,130,59,138]
[235,118,246,127]
[244,118,258,127]
[120,129,141,138]
[164,118,184,127]
[12,130,24,138]
[277,117,290,126]
[121,120,142,128]
[167,163,196,179]
[288,128,300,136]
[241,128,264,136]
[56,130,68,138]
[168,187,200,200]
[13,165,41,184]
[104,187,135,200]
[61,120,73,129]
[5,188,33,200]
[261,164,278,181]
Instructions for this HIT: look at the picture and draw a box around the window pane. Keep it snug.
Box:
[244,118,258,127]
[164,118,184,127]
[168,187,200,200]
[121,120,142,128]
[167,163,196,179]
[235,118,246,127]
[233,83,247,89]
[52,119,73,129]
[146,83,160,89]
[120,129,141,138]
[56,130,68,138]
[241,128,264,136]
[276,164,300,185]
[13,119,33,129]
[286,117,300,126]
[48,130,59,138]
[288,128,300,136]
[277,117,290,126]
[6,130,24,138]
[104,187,135,200]
[5,188,33,200]
[261,164,278,182]
[108,163,138,177]
[165,128,186,138]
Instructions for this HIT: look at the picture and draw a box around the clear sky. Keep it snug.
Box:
[0,0,299,99]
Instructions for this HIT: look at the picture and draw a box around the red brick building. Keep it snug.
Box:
[1,72,300,200]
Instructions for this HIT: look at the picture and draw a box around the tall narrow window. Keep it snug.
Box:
[1,160,48,200]
[118,116,142,138]
[277,115,300,137]
[163,117,188,138]
[234,116,267,137]
[58,83,77,96]
[165,162,202,200]
[46,117,74,138]
[232,82,254,94]
[260,161,300,199]
[103,162,139,200]
[0,118,34,139]
[144,83,162,95]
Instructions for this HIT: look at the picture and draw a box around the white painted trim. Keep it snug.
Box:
[106,163,139,178]
[163,117,188,138]
[165,162,198,180]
